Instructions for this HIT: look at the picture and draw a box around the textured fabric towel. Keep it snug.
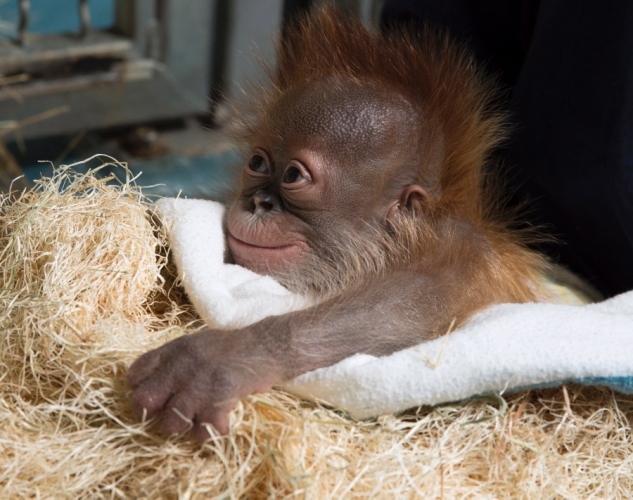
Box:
[155,197,633,419]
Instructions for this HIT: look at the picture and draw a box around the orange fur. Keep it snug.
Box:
[238,7,505,216]
[232,7,551,310]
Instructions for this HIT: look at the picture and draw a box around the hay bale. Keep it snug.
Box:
[1,157,632,497]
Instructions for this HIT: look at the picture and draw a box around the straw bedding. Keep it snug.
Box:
[1,157,632,498]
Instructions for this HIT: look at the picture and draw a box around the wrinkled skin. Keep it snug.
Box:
[127,327,279,440]
[127,80,491,441]
[225,81,424,278]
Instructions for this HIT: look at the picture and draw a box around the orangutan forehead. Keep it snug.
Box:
[272,79,418,155]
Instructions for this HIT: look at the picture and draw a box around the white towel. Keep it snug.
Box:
[155,198,633,419]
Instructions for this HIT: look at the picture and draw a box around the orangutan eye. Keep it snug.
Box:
[248,154,269,174]
[283,166,304,184]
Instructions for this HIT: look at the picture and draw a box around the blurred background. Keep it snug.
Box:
[3,0,632,297]
[0,0,383,198]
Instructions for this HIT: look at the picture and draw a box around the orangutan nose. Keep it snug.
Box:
[251,190,279,214]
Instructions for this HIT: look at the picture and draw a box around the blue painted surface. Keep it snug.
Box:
[0,0,114,38]
[576,376,633,394]
[1,0,231,197]
[22,150,239,199]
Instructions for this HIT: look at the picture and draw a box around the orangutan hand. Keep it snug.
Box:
[126,329,277,441]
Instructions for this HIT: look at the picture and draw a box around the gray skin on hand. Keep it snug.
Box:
[127,327,280,440]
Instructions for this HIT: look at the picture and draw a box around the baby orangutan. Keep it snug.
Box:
[127,8,548,441]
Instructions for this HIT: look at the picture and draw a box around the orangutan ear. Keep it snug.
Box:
[386,184,428,222]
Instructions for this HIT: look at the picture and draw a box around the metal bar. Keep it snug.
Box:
[17,0,30,45]
[78,0,91,37]
[153,0,167,61]
[114,0,156,59]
